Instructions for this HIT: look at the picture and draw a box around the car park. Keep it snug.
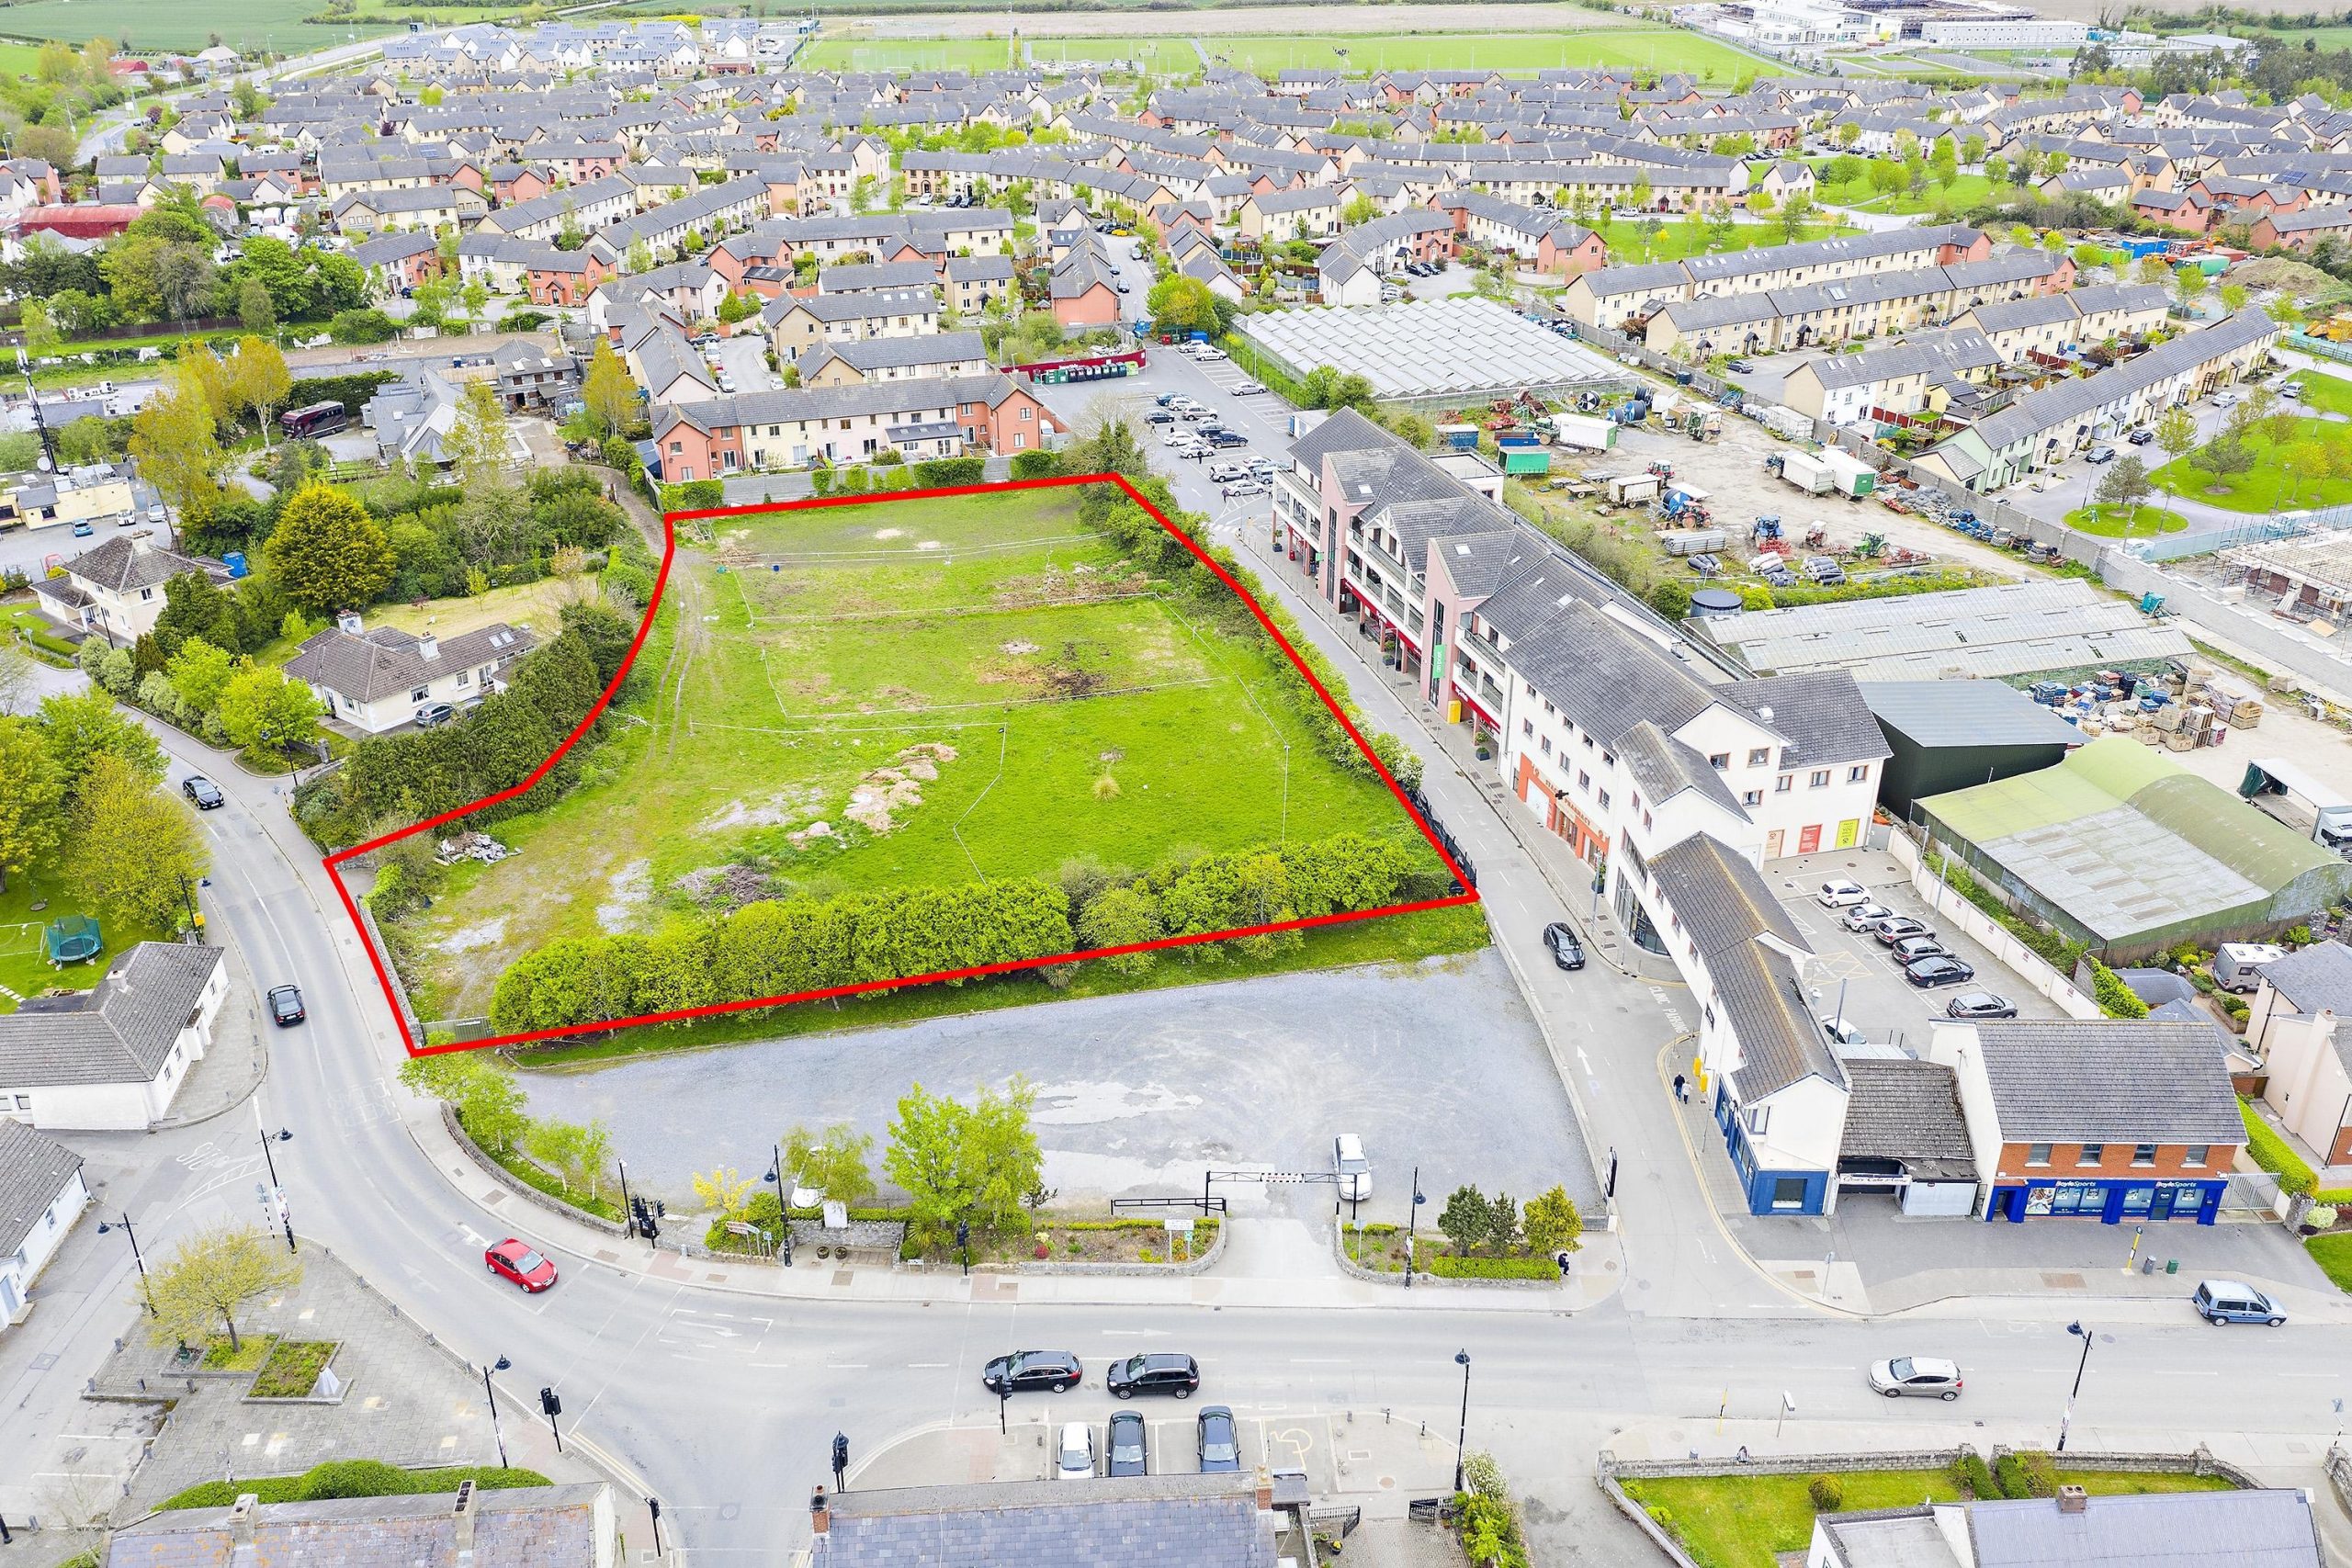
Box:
[484,1236,557,1292]
[1903,955,1975,988]
[182,775,225,810]
[1332,1134,1371,1201]
[1196,1405,1241,1472]
[2193,1279,2286,1325]
[1871,916,1933,945]
[1945,991,2018,1020]
[1055,1422,1096,1480]
[1840,903,1894,932]
[266,985,306,1026]
[1888,934,1951,964]
[1107,1352,1200,1400]
[1107,1411,1148,1476]
[982,1349,1082,1394]
[1543,921,1586,970]
[1867,1356,1962,1400]
[1816,879,1870,908]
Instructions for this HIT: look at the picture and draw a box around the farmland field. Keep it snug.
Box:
[0,0,400,54]
[796,38,1019,73]
[1020,29,1763,76]
[399,486,1453,1021]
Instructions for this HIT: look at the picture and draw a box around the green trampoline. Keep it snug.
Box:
[43,916,101,964]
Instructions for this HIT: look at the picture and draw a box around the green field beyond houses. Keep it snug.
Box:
[0,0,401,54]
[401,487,1456,1025]
[802,28,1760,79]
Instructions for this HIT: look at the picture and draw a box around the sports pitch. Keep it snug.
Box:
[399,484,1446,1023]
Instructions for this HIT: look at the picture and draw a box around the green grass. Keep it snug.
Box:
[2287,369,2352,415]
[1012,29,1761,77]
[401,487,1456,1021]
[1808,172,1995,216]
[200,1334,276,1372]
[2064,503,2188,537]
[0,40,49,79]
[0,0,402,52]
[1624,1469,2233,1567]
[2149,416,2352,513]
[2308,1232,2352,1293]
[0,852,176,1014]
[248,1339,337,1398]
[1591,217,1855,266]
[797,39,1018,73]
[159,1464,550,1511]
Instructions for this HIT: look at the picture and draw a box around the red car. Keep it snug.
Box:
[485,1238,557,1292]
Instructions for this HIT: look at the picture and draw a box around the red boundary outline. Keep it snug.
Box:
[327,473,1480,1058]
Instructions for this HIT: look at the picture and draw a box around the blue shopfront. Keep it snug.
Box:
[1984,1178,2222,1225]
[1718,1087,1830,1217]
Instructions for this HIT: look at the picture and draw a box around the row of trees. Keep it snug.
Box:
[397,1051,616,1201]
[78,630,322,760]
[1433,1182,1584,1259]
[0,690,207,931]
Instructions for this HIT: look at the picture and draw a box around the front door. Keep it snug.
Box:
[1766,829,1785,859]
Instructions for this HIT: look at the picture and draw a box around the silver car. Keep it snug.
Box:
[1868,1356,1962,1400]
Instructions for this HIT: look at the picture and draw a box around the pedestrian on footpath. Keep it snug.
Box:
[1671,1072,1687,1104]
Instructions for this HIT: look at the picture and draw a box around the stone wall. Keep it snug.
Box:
[439,1103,628,1237]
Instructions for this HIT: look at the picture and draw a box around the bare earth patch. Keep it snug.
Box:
[437,919,507,954]
[704,786,827,832]
[597,859,652,932]
[838,743,959,835]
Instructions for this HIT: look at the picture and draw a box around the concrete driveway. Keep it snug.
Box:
[712,332,778,395]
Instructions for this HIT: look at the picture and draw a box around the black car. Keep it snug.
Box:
[1904,955,1976,989]
[1206,431,1248,448]
[266,985,306,1026]
[1945,990,2018,1020]
[1196,1405,1241,1472]
[182,775,225,810]
[982,1349,1082,1395]
[1156,393,1180,407]
[1107,1352,1200,1400]
[1108,1410,1148,1477]
[1146,410,1175,423]
[1542,921,1585,971]
[2127,428,2156,445]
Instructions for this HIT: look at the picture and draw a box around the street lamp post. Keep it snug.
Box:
[256,1109,295,1254]
[2057,1321,2095,1452]
[1452,1349,1472,1493]
[1405,1168,1424,1289]
[763,1143,793,1264]
[97,1213,156,1317]
[482,1355,511,1467]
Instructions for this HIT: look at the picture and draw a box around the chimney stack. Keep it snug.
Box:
[452,1479,478,1552]
[419,632,440,662]
[229,1494,260,1548]
[1255,1466,1273,1511]
[2056,1484,2088,1515]
[809,1485,830,1534]
[337,610,364,636]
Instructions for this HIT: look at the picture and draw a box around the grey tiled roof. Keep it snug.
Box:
[800,329,985,375]
[1965,1488,2322,1568]
[0,942,223,1089]
[1721,671,1890,769]
[1617,719,1743,817]
[66,535,228,596]
[0,1118,83,1258]
[816,1476,1277,1567]
[286,621,535,705]
[1498,596,1714,748]
[1839,1057,1974,1178]
[2260,941,2352,1018]
[105,1481,611,1567]
[1967,1020,2244,1144]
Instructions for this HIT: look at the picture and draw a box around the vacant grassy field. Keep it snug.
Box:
[2151,416,2352,513]
[402,487,1441,1020]
[797,38,1018,72]
[1021,29,1761,76]
[370,576,601,643]
[0,0,399,52]
[1594,216,1857,266]
[1808,170,1996,215]
[1623,1468,2234,1568]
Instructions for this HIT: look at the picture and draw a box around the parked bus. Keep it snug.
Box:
[280,400,348,439]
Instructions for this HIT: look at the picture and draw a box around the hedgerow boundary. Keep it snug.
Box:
[329,472,1478,1059]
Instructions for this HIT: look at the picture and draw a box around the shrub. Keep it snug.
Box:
[2086,955,2149,1019]
[2287,925,2314,946]
[2242,1099,2317,1196]
[1807,1474,1846,1512]
[661,479,724,513]
[328,308,398,344]
[2306,1204,2338,1228]
[1958,1451,1999,1499]
[296,1460,410,1500]
[1009,448,1064,479]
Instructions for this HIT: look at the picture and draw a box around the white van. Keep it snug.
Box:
[2214,942,2287,994]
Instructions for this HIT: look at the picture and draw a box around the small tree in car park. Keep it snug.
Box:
[1486,1191,1521,1255]
[782,1122,876,1206]
[1523,1184,1584,1258]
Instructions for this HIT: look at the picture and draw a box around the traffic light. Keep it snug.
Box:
[631,1196,662,1241]
[540,1387,562,1417]
[831,1431,849,1483]
[955,1220,969,1250]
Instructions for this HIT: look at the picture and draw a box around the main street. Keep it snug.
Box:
[11,388,2352,1565]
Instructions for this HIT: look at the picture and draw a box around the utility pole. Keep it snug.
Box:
[17,350,54,474]
[482,1356,511,1468]
[98,1213,156,1316]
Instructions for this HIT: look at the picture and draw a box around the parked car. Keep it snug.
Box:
[1888,934,1951,964]
[982,1350,1082,1394]
[1818,1013,1868,1047]
[414,703,458,728]
[1840,903,1894,933]
[72,520,93,536]
[1332,1134,1371,1201]
[2127,428,2155,445]
[1156,393,1180,407]
[1107,1410,1148,1476]
[2085,445,2118,464]
[1725,357,1754,373]
[1816,879,1870,908]
[1107,1352,1200,1400]
[1195,346,1227,362]
[1543,921,1586,970]
[2193,1279,2286,1325]
[1208,461,1249,483]
[1871,916,1933,945]
[1868,1356,1962,1400]
[1903,955,1975,988]
[1206,432,1248,449]
[1945,991,2018,1020]
[1182,406,1217,422]
[1221,479,1269,498]
[484,1236,557,1292]
[1146,410,1175,424]
[182,775,225,810]
[1196,1405,1242,1472]
[1055,1422,1096,1480]
[1235,380,1266,395]
[2213,390,2241,408]
[266,984,305,1026]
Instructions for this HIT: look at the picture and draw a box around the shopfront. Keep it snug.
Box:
[1985,1177,2222,1225]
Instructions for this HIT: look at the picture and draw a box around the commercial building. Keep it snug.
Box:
[1238,298,1624,412]
[1860,680,2085,818]
[809,1473,1282,1566]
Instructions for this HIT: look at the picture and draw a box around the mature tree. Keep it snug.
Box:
[0,717,64,893]
[266,482,395,613]
[0,641,39,718]
[581,337,638,437]
[1778,192,1815,244]
[227,336,291,445]
[2219,281,2249,314]
[130,378,226,523]
[1066,416,1148,479]
[2153,404,2199,489]
[782,1122,876,1204]
[884,1078,1044,1245]
[1984,153,2009,186]
[1522,1184,1585,1257]
[1486,1190,1521,1255]
[691,1166,756,1219]
[396,1052,529,1152]
[2135,254,2174,288]
[2175,265,2209,310]
[20,299,60,357]
[144,1223,301,1352]
[2189,432,2256,490]
[164,637,239,716]
[1962,131,1986,165]
[2093,454,2154,525]
[1629,173,1653,211]
[442,379,514,496]
[235,276,276,333]
[153,570,247,659]
[525,1119,613,1199]
[1436,1185,1492,1258]
[35,689,164,803]
[1144,273,1222,335]
[214,666,321,753]
[71,751,209,929]
[1340,192,1379,226]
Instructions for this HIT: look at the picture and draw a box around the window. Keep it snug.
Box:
[1810,770,1830,788]
[1577,771,1590,791]
[1747,1105,1770,1134]
[13,1095,27,1109]
[1521,719,1533,737]
[2132,1143,2156,1167]
[1849,764,1869,783]
[456,671,469,687]
[1596,788,1611,810]
[1539,736,1551,755]
[1742,789,1763,807]
[1777,774,1793,793]
[1708,752,1730,771]
[2027,1143,2052,1166]
[2185,1145,2209,1168]
[141,587,154,602]
[1747,747,1770,766]
[411,686,429,703]
[2077,1144,2105,1167]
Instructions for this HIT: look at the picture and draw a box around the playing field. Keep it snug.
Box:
[797,38,1019,73]
[1020,28,1761,76]
[401,487,1437,1020]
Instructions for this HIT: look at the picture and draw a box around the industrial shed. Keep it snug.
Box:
[1860,679,2085,818]
[1915,736,2352,959]
[1692,580,2192,682]
[1236,298,1625,412]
